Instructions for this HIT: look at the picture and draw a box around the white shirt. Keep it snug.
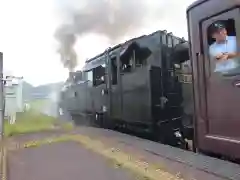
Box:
[209,36,239,72]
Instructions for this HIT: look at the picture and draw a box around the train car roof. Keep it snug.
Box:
[82,30,187,71]
[187,0,209,12]
[85,29,181,64]
[85,44,121,64]
[82,33,152,71]
[82,41,138,71]
[85,34,147,63]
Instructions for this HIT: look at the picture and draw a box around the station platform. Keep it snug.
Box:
[3,126,240,180]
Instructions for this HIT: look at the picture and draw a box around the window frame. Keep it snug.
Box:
[167,34,173,47]
[173,38,180,46]
[120,56,134,74]
[84,70,93,87]
[201,8,240,78]
[93,63,106,87]
[161,32,167,45]
[120,49,149,74]
[110,57,118,85]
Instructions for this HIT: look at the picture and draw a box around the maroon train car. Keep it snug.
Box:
[187,0,240,159]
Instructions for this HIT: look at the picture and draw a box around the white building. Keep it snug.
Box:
[3,72,24,124]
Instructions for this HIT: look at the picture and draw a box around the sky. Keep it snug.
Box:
[0,0,195,86]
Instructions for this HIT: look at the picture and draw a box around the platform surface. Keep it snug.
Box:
[8,141,136,180]
[6,125,240,180]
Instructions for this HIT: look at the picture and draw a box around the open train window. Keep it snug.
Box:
[86,70,93,87]
[120,42,149,73]
[135,50,148,67]
[161,31,167,45]
[167,34,173,47]
[206,19,240,76]
[207,19,236,45]
[93,64,106,86]
[121,56,133,73]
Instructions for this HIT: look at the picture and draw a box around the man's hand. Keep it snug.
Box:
[214,53,229,61]
[215,53,228,61]
[219,53,229,60]
[215,53,223,59]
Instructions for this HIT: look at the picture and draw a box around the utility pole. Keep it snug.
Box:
[0,52,3,139]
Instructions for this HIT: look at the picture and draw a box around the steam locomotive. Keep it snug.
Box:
[58,30,193,149]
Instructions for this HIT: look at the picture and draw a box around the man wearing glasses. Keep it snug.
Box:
[209,21,240,73]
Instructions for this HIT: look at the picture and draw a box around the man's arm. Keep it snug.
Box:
[224,36,240,59]
[225,52,240,59]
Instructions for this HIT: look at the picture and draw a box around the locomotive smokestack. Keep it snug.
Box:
[54,26,77,72]
[68,71,74,81]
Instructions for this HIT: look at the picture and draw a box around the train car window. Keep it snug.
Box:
[111,58,117,85]
[206,19,240,76]
[135,50,148,67]
[86,70,93,86]
[167,35,173,47]
[82,71,87,81]
[173,38,180,46]
[121,57,133,73]
[93,64,105,86]
[161,33,167,45]
[120,44,149,73]
[74,72,83,84]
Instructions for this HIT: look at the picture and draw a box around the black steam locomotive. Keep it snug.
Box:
[58,30,193,149]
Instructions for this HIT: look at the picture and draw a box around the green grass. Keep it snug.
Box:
[4,111,73,137]
[28,99,49,112]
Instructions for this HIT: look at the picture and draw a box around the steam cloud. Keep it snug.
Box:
[54,0,189,71]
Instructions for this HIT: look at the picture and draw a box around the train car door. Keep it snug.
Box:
[107,49,122,120]
[199,9,240,158]
[85,70,94,114]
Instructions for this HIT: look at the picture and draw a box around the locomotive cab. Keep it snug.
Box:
[187,0,240,159]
